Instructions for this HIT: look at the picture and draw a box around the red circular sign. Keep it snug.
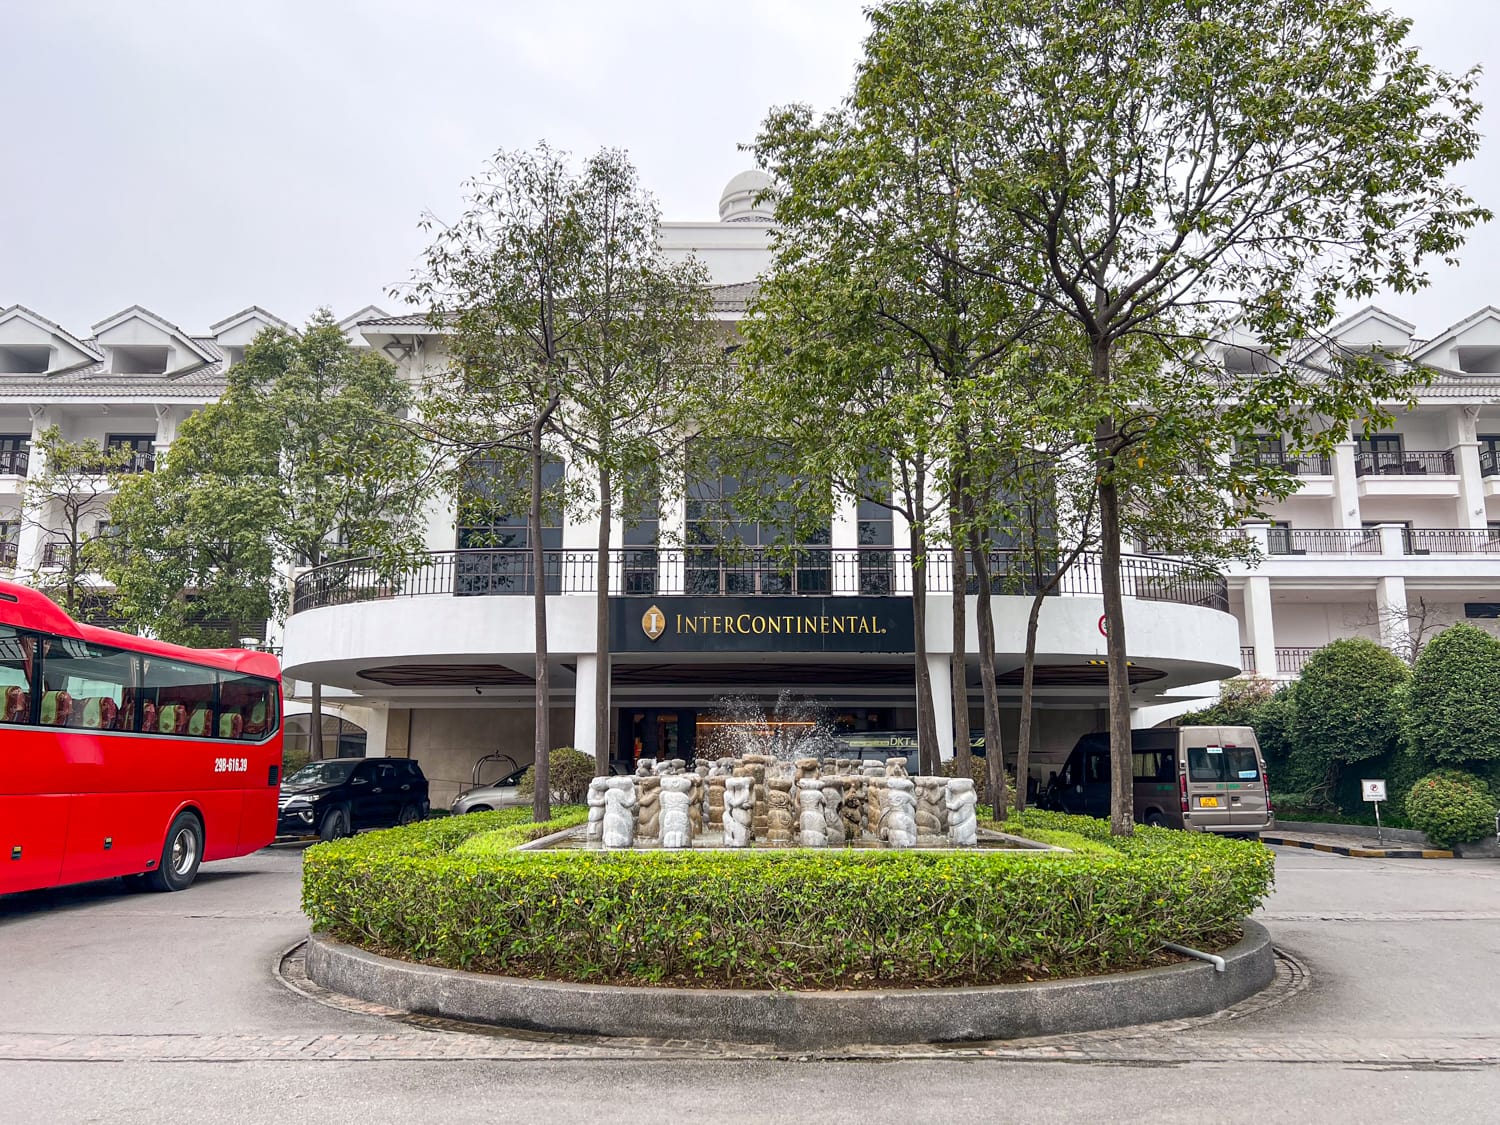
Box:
[1098,614,1108,637]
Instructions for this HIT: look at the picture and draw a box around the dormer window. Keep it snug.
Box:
[1222,346,1274,375]
[1454,345,1500,374]
[222,346,245,367]
[108,345,169,375]
[0,345,50,373]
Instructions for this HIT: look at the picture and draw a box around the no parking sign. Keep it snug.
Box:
[1362,779,1387,802]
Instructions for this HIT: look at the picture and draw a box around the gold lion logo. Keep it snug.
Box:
[641,605,666,641]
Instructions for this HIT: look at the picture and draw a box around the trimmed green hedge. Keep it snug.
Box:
[302,809,1273,990]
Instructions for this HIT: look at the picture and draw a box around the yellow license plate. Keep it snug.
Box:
[1199,796,1220,808]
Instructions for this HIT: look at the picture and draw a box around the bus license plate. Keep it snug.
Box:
[1199,796,1220,808]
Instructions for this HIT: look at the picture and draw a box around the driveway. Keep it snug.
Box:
[2,843,1498,1123]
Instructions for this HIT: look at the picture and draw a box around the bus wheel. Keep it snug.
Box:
[319,805,350,841]
[146,812,203,892]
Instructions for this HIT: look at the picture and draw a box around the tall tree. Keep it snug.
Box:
[98,311,430,756]
[407,145,713,810]
[750,18,1045,773]
[863,0,1487,832]
[20,427,133,618]
[547,150,719,779]
[95,403,279,647]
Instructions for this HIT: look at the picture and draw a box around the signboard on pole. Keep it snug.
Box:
[1362,779,1387,802]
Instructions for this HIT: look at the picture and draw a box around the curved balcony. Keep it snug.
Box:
[291,547,1229,615]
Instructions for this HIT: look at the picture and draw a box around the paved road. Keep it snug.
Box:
[2,843,1498,1123]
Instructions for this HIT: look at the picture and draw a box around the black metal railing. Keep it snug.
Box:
[1266,528,1382,555]
[1240,645,1255,671]
[0,540,16,566]
[1404,528,1500,554]
[1241,451,1331,475]
[1354,449,1455,476]
[0,449,28,475]
[1276,647,1321,675]
[1481,446,1500,477]
[291,546,1229,615]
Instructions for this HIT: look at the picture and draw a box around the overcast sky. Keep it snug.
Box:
[2,0,1495,339]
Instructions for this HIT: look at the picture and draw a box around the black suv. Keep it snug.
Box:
[277,758,429,840]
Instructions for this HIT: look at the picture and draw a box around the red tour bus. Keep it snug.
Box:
[1,579,283,895]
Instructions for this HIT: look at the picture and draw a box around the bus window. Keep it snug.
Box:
[139,656,218,737]
[218,674,278,741]
[1,625,36,724]
[37,636,133,730]
[1187,745,1226,782]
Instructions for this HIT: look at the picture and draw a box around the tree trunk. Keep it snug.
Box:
[949,475,972,781]
[309,681,323,762]
[530,417,552,822]
[909,512,940,776]
[1016,591,1044,813]
[968,528,1006,821]
[1095,354,1133,836]
[593,463,612,778]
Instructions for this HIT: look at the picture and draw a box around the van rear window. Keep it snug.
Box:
[1187,746,1261,783]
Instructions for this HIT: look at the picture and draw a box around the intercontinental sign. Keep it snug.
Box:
[610,597,915,654]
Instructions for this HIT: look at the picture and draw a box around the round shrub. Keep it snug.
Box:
[1405,623,1500,767]
[516,747,597,804]
[302,809,1274,990]
[1403,770,1497,849]
[1290,638,1408,772]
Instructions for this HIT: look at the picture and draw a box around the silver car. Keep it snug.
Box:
[450,766,530,814]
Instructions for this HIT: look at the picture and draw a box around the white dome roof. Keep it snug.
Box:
[718,169,775,222]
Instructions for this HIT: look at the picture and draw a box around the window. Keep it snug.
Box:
[1187,745,1260,783]
[105,434,156,473]
[1240,435,1285,466]
[36,636,134,730]
[1132,749,1177,781]
[1264,520,1293,555]
[0,520,18,567]
[1083,751,1109,784]
[1357,433,1404,475]
[219,673,278,740]
[621,482,660,595]
[684,440,831,594]
[455,457,564,594]
[0,625,37,725]
[857,489,895,594]
[0,434,29,476]
[138,655,217,737]
[1480,435,1500,477]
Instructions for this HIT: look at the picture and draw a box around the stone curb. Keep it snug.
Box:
[1273,821,1431,845]
[305,921,1274,1050]
[1262,835,1453,860]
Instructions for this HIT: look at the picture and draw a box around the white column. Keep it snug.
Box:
[830,490,859,594]
[658,485,685,595]
[152,404,178,463]
[1376,522,1408,559]
[16,406,50,573]
[1331,438,1363,529]
[573,653,601,760]
[1376,574,1410,656]
[926,650,954,764]
[1243,575,1277,678]
[1451,406,1488,530]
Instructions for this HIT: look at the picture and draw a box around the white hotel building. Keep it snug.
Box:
[4,172,1499,805]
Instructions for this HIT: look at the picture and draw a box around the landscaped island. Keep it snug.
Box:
[301,806,1273,990]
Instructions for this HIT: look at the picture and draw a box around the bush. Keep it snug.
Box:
[302,808,1274,990]
[1287,638,1408,802]
[516,747,597,804]
[1404,623,1500,768]
[1403,770,1497,849]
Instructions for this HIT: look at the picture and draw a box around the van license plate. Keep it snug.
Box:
[1198,796,1220,808]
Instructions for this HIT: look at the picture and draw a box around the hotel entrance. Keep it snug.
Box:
[617,704,905,769]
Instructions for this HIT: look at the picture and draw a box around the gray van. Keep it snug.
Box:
[1042,725,1273,835]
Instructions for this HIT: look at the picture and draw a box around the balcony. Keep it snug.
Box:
[291,546,1230,615]
[1404,528,1500,555]
[79,450,156,476]
[1266,528,1381,555]
[0,449,28,476]
[1238,645,1324,676]
[0,540,16,567]
[1355,449,1455,476]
